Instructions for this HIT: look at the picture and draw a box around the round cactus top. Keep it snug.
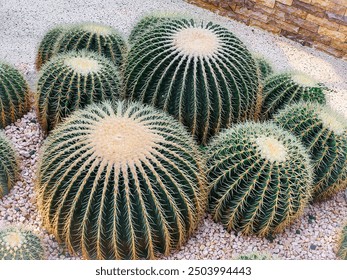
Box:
[64,56,101,75]
[318,106,346,136]
[90,115,163,164]
[3,231,23,248]
[291,72,317,87]
[255,136,287,163]
[80,23,114,36]
[173,27,220,56]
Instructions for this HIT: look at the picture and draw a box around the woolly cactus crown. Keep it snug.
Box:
[0,62,30,128]
[54,22,127,67]
[261,72,326,119]
[0,131,19,199]
[274,102,347,201]
[207,122,313,236]
[124,18,260,144]
[36,50,121,133]
[0,226,45,260]
[36,100,206,260]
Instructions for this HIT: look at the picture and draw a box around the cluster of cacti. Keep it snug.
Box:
[35,100,206,260]
[207,122,313,236]
[124,18,260,144]
[0,132,19,199]
[261,73,326,120]
[36,50,121,133]
[337,223,347,260]
[254,55,273,82]
[0,62,30,128]
[0,226,45,260]
[236,252,272,260]
[35,25,66,71]
[54,23,127,67]
[274,102,347,201]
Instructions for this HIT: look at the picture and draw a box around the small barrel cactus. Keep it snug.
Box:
[236,252,272,260]
[36,25,66,71]
[36,100,206,260]
[261,72,326,120]
[36,51,121,133]
[0,226,45,260]
[124,18,259,144]
[0,62,30,128]
[274,102,347,201]
[54,23,127,67]
[254,55,273,82]
[337,223,347,260]
[207,122,313,236]
[0,132,19,199]
[129,14,182,43]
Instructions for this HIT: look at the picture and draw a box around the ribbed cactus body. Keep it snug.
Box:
[207,122,313,236]
[36,51,121,133]
[0,62,30,128]
[261,73,326,120]
[337,223,347,260]
[124,19,259,144]
[55,23,127,67]
[36,26,66,71]
[36,101,206,260]
[274,102,347,201]
[254,56,273,82]
[0,132,19,199]
[0,227,45,260]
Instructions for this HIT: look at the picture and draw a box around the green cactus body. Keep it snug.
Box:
[254,56,273,82]
[36,51,121,133]
[0,132,19,199]
[36,100,206,260]
[337,223,347,260]
[129,14,181,43]
[36,26,66,71]
[274,102,347,201]
[207,122,313,236]
[236,252,272,260]
[124,19,259,144]
[0,226,45,260]
[261,73,326,120]
[0,62,30,128]
[55,23,127,67]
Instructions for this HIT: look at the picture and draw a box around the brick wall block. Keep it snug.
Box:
[285,14,319,32]
[292,0,325,17]
[318,26,347,41]
[313,41,344,57]
[325,11,347,25]
[250,18,282,33]
[306,13,340,30]
[277,0,294,5]
[276,2,308,18]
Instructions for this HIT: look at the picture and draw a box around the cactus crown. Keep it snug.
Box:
[0,62,30,128]
[261,72,326,119]
[0,132,19,199]
[36,50,121,133]
[36,100,206,260]
[125,18,259,144]
[55,22,127,67]
[0,226,45,260]
[274,102,347,201]
[207,122,313,236]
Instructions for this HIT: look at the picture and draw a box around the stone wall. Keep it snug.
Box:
[186,0,347,59]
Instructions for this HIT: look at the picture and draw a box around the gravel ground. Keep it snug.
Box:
[0,0,346,260]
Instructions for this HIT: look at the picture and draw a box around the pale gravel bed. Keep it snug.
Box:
[0,0,346,260]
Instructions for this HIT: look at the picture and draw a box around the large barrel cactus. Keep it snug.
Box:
[337,223,347,260]
[261,72,326,120]
[124,18,259,144]
[0,62,30,128]
[274,102,347,201]
[0,132,19,199]
[55,23,127,67]
[0,226,45,260]
[36,51,121,133]
[36,100,206,260]
[36,25,66,71]
[207,122,313,236]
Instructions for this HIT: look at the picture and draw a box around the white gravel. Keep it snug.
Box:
[0,0,346,260]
